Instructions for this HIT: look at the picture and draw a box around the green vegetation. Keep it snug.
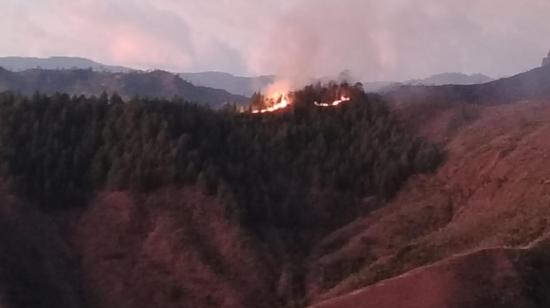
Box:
[0,84,442,227]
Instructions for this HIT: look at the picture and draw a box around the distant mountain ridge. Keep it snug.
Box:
[406,72,493,86]
[0,57,274,96]
[388,64,550,106]
[0,57,496,97]
[0,56,133,73]
[362,72,492,93]
[179,71,275,96]
[0,68,248,107]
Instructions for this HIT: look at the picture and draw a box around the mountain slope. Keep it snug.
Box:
[311,245,550,308]
[0,68,248,106]
[301,94,550,306]
[389,64,550,106]
[362,72,492,94]
[77,188,280,308]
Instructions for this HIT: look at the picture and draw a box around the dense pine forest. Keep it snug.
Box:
[0,84,442,228]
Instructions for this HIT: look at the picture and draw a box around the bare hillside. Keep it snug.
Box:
[304,100,550,307]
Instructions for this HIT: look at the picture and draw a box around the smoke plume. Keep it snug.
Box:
[248,0,550,88]
[3,0,550,83]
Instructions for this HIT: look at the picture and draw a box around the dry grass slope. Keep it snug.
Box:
[305,100,550,307]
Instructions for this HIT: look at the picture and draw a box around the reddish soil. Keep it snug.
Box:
[310,247,545,308]
[304,101,550,307]
[75,188,280,308]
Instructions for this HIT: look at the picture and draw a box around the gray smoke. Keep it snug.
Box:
[2,0,550,82]
[248,0,550,85]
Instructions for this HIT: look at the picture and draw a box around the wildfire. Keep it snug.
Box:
[251,93,292,114]
[314,96,351,107]
[249,81,352,114]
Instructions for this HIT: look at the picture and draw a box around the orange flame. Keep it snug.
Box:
[252,93,292,114]
[250,81,351,114]
[251,80,293,114]
[314,96,351,107]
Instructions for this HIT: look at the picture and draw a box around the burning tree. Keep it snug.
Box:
[248,82,360,114]
[250,91,291,114]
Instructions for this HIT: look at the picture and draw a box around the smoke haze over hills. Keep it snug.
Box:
[3,0,550,82]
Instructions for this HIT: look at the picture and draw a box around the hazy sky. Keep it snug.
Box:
[2,0,550,81]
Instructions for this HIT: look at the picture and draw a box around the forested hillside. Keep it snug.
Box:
[0,85,441,229]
